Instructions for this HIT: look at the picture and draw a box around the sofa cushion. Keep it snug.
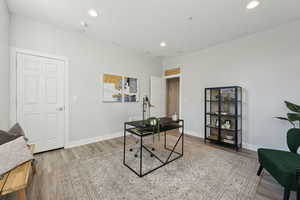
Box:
[258,148,300,191]
[0,137,33,175]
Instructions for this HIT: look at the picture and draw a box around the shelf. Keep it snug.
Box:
[205,86,241,90]
[207,135,218,141]
[205,138,236,145]
[206,112,241,118]
[222,139,235,144]
[126,124,183,137]
[206,125,240,132]
[206,100,241,103]
[126,128,153,136]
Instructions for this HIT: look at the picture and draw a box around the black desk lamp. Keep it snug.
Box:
[142,96,154,122]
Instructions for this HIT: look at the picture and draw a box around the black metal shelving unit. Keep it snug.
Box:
[204,86,242,150]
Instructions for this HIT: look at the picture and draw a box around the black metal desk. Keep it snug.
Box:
[123,118,184,177]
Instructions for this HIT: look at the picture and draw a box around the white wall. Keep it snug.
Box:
[163,20,300,151]
[0,1,9,130]
[9,15,162,144]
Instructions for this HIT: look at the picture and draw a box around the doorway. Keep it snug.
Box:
[11,49,69,153]
[166,77,180,118]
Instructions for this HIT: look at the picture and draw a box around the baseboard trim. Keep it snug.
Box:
[185,130,259,152]
[65,130,260,152]
[242,143,260,152]
[65,132,123,149]
[185,130,204,138]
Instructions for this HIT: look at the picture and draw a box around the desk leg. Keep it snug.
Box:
[17,189,26,200]
[182,121,184,155]
[164,131,166,149]
[123,123,126,165]
[140,137,143,177]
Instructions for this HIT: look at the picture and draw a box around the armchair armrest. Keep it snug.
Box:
[296,168,300,200]
[296,168,300,176]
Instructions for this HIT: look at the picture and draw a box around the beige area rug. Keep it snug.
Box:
[9,137,262,200]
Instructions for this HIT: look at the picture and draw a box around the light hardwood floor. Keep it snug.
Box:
[2,133,291,200]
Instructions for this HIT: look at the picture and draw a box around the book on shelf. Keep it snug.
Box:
[223,139,234,144]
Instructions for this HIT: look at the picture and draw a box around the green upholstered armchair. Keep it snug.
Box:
[257,128,300,200]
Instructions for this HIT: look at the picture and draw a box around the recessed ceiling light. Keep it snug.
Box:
[246,0,260,10]
[160,42,167,47]
[88,9,98,17]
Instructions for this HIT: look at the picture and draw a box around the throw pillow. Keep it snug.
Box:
[8,123,28,142]
[0,137,33,175]
[0,130,17,145]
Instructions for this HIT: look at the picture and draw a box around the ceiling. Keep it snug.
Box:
[7,0,300,57]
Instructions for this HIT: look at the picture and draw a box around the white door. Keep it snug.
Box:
[150,76,166,117]
[17,53,65,153]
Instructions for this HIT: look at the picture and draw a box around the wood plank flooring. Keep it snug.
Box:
[1,133,292,200]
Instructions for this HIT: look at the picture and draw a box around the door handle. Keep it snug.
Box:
[56,107,64,111]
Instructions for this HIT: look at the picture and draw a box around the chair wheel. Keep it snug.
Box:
[134,154,138,158]
[129,148,133,152]
[152,148,155,151]
[150,154,154,157]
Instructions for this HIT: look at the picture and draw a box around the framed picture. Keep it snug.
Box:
[103,73,122,102]
[123,77,139,102]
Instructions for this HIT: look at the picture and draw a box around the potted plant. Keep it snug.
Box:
[276,101,300,128]
[276,101,300,153]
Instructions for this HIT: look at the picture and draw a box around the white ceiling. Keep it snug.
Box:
[7,0,300,57]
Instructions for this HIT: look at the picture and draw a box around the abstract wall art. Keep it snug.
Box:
[103,74,123,102]
[123,77,139,102]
